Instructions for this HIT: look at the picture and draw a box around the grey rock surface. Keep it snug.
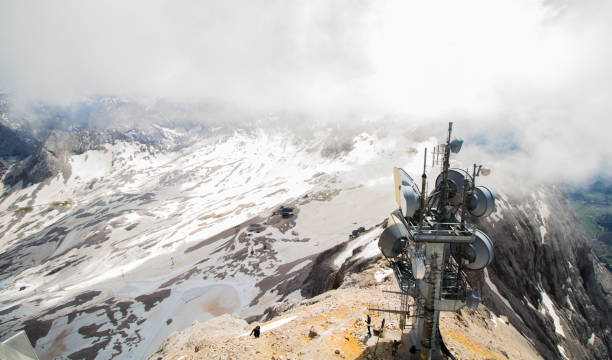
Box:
[2,130,131,187]
[0,123,37,162]
[474,186,612,360]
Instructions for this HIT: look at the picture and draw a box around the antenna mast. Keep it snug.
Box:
[439,122,453,220]
[376,122,496,360]
[420,148,427,227]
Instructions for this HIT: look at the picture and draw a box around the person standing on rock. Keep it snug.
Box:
[392,340,400,358]
[250,325,261,338]
[366,315,372,336]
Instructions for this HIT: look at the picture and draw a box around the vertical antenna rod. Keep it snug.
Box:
[439,122,453,219]
[472,164,482,190]
[420,148,427,227]
[432,147,435,168]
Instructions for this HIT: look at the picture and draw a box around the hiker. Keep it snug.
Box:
[250,325,261,338]
[392,340,400,358]
[380,318,385,330]
[366,315,371,336]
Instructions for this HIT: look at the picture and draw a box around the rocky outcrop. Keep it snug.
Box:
[475,186,612,359]
[0,122,37,162]
[2,130,131,187]
[254,228,384,322]
[149,272,543,360]
[0,158,8,180]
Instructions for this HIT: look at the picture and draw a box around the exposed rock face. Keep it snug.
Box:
[0,158,8,180]
[2,130,131,187]
[475,186,612,359]
[253,228,384,323]
[0,123,37,162]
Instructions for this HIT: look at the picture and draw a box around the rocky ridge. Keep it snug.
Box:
[2,130,147,187]
[149,259,542,360]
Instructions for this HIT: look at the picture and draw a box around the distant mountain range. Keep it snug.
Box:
[0,98,610,359]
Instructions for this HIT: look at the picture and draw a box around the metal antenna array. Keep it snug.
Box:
[376,122,496,359]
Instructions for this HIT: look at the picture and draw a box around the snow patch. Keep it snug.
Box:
[69,148,113,182]
[357,239,382,261]
[334,227,383,267]
[364,176,393,188]
[558,345,569,360]
[288,260,311,274]
[374,269,393,283]
[539,225,547,244]
[240,315,297,336]
[537,194,551,244]
[262,315,297,331]
[588,333,595,345]
[539,288,565,338]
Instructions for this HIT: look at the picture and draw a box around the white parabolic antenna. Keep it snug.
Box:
[393,167,421,218]
[378,223,409,259]
[464,229,494,270]
[468,186,496,218]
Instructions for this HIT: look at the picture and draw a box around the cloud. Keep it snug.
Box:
[0,0,611,184]
[0,0,374,110]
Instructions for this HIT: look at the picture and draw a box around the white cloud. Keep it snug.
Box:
[0,0,610,184]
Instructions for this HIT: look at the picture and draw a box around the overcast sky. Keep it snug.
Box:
[0,0,611,184]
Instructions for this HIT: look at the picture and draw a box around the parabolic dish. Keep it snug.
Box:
[468,186,496,218]
[393,167,421,218]
[435,168,473,206]
[464,229,494,270]
[378,223,409,259]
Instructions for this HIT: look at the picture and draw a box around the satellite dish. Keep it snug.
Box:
[463,230,494,270]
[467,186,496,218]
[449,138,463,153]
[393,167,421,218]
[435,168,473,206]
[378,223,409,259]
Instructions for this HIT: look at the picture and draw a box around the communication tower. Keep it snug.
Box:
[375,122,495,359]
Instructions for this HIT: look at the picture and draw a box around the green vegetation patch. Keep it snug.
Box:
[569,200,610,236]
[17,206,33,213]
[566,180,612,269]
[51,201,71,207]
